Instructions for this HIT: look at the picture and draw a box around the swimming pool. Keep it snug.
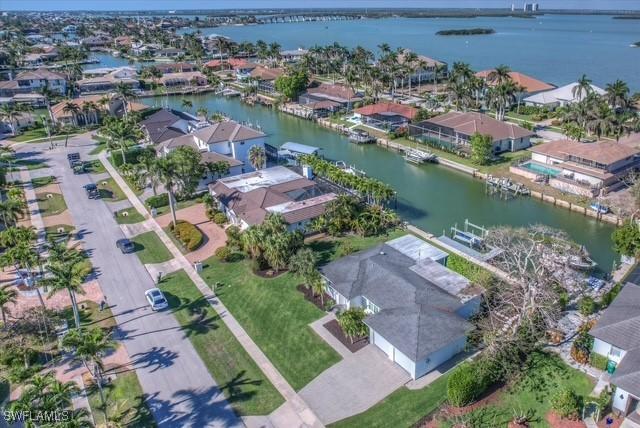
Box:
[520,161,561,177]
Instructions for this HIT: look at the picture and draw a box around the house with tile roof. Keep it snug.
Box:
[299,83,363,115]
[475,70,556,96]
[0,68,67,97]
[590,283,640,424]
[209,165,336,231]
[77,67,140,94]
[354,102,419,130]
[410,111,535,154]
[320,234,480,379]
[395,50,448,87]
[524,82,606,109]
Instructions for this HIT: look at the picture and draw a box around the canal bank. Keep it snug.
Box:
[143,93,619,270]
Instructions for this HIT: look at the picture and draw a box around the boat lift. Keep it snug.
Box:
[486,175,530,199]
[450,219,488,248]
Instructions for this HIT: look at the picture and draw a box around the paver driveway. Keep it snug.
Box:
[299,345,409,425]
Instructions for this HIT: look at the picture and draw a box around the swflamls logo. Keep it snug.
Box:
[2,409,71,423]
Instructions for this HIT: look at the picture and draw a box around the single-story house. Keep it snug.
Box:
[139,109,201,144]
[50,95,149,127]
[158,71,207,88]
[410,111,534,154]
[395,50,447,86]
[155,48,185,59]
[205,58,254,73]
[320,234,480,379]
[209,165,336,231]
[0,68,67,97]
[524,82,606,108]
[81,35,113,48]
[77,67,140,94]
[590,283,640,425]
[475,70,556,96]
[511,139,640,196]
[354,102,419,130]
[154,62,196,74]
[0,112,36,135]
[299,83,362,114]
[280,48,308,63]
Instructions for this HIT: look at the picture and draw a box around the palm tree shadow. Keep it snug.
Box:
[130,346,179,373]
[219,370,262,404]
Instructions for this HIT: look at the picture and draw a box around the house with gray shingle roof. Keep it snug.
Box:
[320,234,481,379]
[590,282,640,422]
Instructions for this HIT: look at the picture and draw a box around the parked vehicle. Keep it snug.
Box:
[73,161,86,174]
[116,238,135,254]
[83,183,100,199]
[67,152,80,168]
[145,288,168,311]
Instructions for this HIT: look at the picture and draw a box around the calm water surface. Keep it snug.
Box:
[144,93,617,270]
[186,15,640,90]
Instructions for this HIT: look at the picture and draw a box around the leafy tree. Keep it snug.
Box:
[612,221,640,257]
[102,118,141,165]
[550,387,580,419]
[0,284,17,326]
[337,307,368,343]
[274,69,309,100]
[288,248,318,283]
[470,133,493,166]
[169,145,205,197]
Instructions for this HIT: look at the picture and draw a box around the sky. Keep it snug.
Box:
[2,0,640,11]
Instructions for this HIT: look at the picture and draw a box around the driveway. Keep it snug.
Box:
[23,135,241,428]
[299,345,409,425]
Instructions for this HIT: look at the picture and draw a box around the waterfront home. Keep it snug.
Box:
[50,95,149,127]
[113,36,133,47]
[475,70,555,96]
[354,102,418,130]
[0,68,67,97]
[82,67,137,79]
[280,48,308,63]
[0,93,47,108]
[155,47,185,60]
[209,165,336,231]
[131,42,160,57]
[21,45,59,66]
[590,283,640,425]
[139,109,201,144]
[320,234,479,379]
[511,139,640,197]
[395,50,447,87]
[298,83,362,115]
[80,35,113,49]
[77,67,140,94]
[154,62,196,74]
[524,82,606,108]
[250,66,285,95]
[410,111,534,154]
[157,71,207,88]
[204,58,250,72]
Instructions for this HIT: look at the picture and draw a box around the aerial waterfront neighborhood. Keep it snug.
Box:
[0,1,640,428]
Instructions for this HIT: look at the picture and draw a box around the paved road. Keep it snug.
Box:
[24,136,241,428]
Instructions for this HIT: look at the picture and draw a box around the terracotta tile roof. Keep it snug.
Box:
[16,68,66,81]
[475,70,556,93]
[531,139,640,166]
[250,66,285,81]
[205,58,254,69]
[397,50,446,68]
[154,62,196,74]
[354,102,418,120]
[50,95,110,119]
[423,111,534,141]
[618,133,640,150]
[306,83,358,103]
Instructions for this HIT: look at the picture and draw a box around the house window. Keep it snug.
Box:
[610,347,622,358]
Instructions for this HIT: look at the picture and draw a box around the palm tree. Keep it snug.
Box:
[0,104,21,135]
[115,82,134,117]
[605,79,630,110]
[248,145,266,170]
[181,99,193,110]
[573,74,593,101]
[0,198,25,227]
[0,284,17,326]
[153,157,180,228]
[103,118,140,165]
[308,271,325,305]
[487,64,512,86]
[196,106,209,119]
[62,100,81,126]
[43,259,88,329]
[62,327,114,419]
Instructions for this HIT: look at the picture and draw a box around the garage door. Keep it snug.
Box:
[372,330,394,359]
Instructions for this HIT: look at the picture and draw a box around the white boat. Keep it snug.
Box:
[590,203,610,214]
[335,161,366,177]
[404,148,437,164]
[221,88,241,97]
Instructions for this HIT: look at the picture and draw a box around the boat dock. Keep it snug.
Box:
[348,129,376,144]
[486,175,530,197]
[438,219,503,262]
[403,148,437,164]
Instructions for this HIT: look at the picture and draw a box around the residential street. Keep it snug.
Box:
[19,135,241,428]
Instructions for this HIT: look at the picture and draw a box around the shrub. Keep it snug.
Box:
[212,212,227,225]
[170,220,203,251]
[447,360,493,407]
[589,353,608,371]
[146,193,169,209]
[578,296,598,316]
[600,284,622,309]
[214,246,233,262]
[550,387,580,419]
[225,225,242,249]
[337,240,355,257]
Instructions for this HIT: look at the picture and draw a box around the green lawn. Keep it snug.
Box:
[31,175,56,189]
[154,197,202,216]
[87,371,156,428]
[307,228,407,265]
[199,257,341,391]
[131,231,173,264]
[89,137,108,155]
[114,207,145,224]
[11,128,48,142]
[159,270,284,415]
[14,158,49,170]
[97,177,126,202]
[36,192,67,217]
[45,224,74,241]
[330,374,450,428]
[62,300,117,331]
[85,159,106,174]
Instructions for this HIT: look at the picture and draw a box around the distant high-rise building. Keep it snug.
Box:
[511,3,516,11]
[532,3,539,11]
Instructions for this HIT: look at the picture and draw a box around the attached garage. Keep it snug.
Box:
[371,328,416,378]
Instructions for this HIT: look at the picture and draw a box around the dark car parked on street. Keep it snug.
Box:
[83,183,100,199]
[116,238,135,254]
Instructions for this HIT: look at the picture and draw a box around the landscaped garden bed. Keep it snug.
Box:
[296,283,332,311]
[97,177,126,202]
[36,192,67,216]
[323,319,369,353]
[114,207,145,224]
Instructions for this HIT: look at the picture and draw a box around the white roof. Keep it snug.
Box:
[218,166,302,193]
[280,142,320,155]
[524,82,605,105]
[386,235,448,263]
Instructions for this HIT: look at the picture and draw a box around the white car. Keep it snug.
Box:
[145,288,169,311]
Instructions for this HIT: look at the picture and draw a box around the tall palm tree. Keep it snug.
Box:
[62,100,81,126]
[0,104,21,136]
[0,284,17,326]
[115,82,134,117]
[0,198,25,227]
[248,145,266,171]
[62,327,114,419]
[487,64,512,86]
[43,259,88,329]
[154,157,180,228]
[181,99,193,110]
[103,118,140,165]
[573,74,593,101]
[605,79,630,110]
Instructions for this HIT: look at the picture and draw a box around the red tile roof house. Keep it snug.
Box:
[0,68,67,97]
[298,83,363,116]
[475,70,556,96]
[511,139,640,197]
[209,165,336,232]
[410,111,534,154]
[354,102,419,131]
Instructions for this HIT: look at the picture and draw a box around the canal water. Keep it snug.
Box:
[188,15,640,91]
[145,93,617,270]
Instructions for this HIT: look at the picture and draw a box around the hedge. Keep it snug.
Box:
[170,220,203,251]
[550,387,580,419]
[212,212,227,225]
[214,246,233,262]
[589,353,608,371]
[446,360,493,407]
[146,193,169,209]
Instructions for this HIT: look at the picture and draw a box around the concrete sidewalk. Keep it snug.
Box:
[99,152,324,428]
